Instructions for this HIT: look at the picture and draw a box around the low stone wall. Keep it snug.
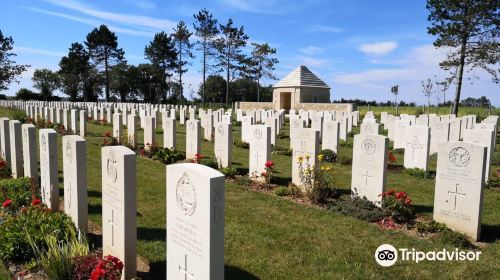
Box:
[236,102,275,110]
[235,101,355,113]
[294,103,356,113]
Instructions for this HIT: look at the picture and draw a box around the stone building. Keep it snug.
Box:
[236,65,354,113]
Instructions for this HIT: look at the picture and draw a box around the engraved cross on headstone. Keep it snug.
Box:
[179,254,194,280]
[448,183,466,211]
[362,170,372,187]
[406,136,424,161]
[66,182,72,210]
[107,209,119,247]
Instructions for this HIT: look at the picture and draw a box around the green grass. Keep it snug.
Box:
[1,107,499,279]
[0,261,9,280]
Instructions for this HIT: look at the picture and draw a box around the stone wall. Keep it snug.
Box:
[236,102,275,110]
[294,103,356,113]
[235,101,355,113]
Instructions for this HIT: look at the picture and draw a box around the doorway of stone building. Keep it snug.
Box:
[280,92,291,111]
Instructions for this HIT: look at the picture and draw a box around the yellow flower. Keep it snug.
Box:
[318,154,324,161]
[320,166,326,171]
[325,166,332,171]
[297,156,303,163]
[305,154,310,159]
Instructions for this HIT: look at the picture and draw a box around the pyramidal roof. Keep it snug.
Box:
[273,65,330,89]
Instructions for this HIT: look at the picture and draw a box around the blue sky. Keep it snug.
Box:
[1,0,498,105]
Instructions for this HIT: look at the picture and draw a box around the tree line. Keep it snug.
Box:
[2,9,279,104]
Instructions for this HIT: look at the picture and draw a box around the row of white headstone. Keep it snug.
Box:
[352,111,498,241]
[0,112,226,280]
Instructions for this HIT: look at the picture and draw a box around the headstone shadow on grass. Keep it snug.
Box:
[481,223,500,243]
[137,226,165,241]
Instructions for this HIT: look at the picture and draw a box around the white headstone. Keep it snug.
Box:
[101,146,137,280]
[404,125,430,171]
[9,120,23,178]
[433,142,486,241]
[163,118,177,149]
[249,125,271,181]
[22,124,37,178]
[166,163,225,280]
[292,128,319,187]
[186,119,201,159]
[0,118,11,161]
[40,129,59,210]
[463,128,494,183]
[351,134,388,205]
[321,120,340,153]
[214,122,232,168]
[63,135,88,233]
[127,115,138,149]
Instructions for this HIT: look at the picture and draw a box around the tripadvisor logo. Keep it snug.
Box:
[375,244,397,267]
[375,244,482,267]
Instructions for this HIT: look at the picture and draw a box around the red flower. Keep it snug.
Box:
[195,153,203,159]
[265,160,274,168]
[32,198,42,206]
[395,191,407,200]
[387,189,395,195]
[2,199,12,208]
[261,172,267,177]
[404,198,411,205]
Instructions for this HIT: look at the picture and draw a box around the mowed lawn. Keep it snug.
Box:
[0,107,499,280]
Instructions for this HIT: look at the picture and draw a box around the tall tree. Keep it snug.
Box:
[391,85,399,115]
[172,21,194,103]
[59,42,91,101]
[0,30,29,90]
[215,18,249,106]
[32,68,60,101]
[427,0,499,115]
[85,25,125,101]
[248,43,278,102]
[109,62,132,102]
[144,31,177,103]
[193,9,219,104]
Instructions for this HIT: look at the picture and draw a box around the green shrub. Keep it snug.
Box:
[151,148,186,164]
[320,149,337,163]
[328,196,385,222]
[1,177,38,214]
[198,157,218,169]
[274,186,291,196]
[220,166,238,178]
[402,168,426,178]
[0,205,76,263]
[236,176,252,186]
[381,190,415,223]
[12,110,27,123]
[486,177,500,188]
[234,139,249,149]
[338,155,352,165]
[30,231,89,280]
[416,220,447,234]
[272,146,292,156]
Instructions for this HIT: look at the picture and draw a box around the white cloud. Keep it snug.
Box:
[359,41,398,55]
[298,46,323,56]
[26,7,156,37]
[332,44,499,105]
[305,24,344,33]
[220,0,284,15]
[42,0,176,31]
[15,46,65,57]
